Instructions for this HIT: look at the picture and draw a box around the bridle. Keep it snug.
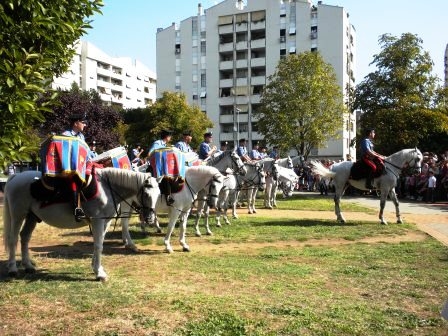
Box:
[384,149,422,176]
[238,163,266,191]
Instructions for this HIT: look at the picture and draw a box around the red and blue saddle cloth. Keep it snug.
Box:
[149,147,188,179]
[40,135,90,183]
[92,147,131,170]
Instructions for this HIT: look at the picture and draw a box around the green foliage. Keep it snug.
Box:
[355,33,448,154]
[38,87,123,152]
[178,311,248,336]
[0,0,103,168]
[255,52,346,159]
[123,91,213,149]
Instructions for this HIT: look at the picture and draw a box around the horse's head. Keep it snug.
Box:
[286,156,293,169]
[231,151,247,176]
[279,170,299,198]
[206,172,224,209]
[255,162,266,192]
[407,148,424,173]
[138,175,162,225]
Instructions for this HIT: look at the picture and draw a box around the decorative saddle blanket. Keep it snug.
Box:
[40,135,90,183]
[92,146,131,170]
[149,147,186,178]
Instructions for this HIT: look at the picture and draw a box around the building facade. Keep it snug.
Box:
[53,41,157,109]
[156,0,356,160]
[445,43,448,88]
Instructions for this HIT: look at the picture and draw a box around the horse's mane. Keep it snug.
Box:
[96,167,148,189]
[187,165,220,176]
[207,150,231,165]
[386,148,422,163]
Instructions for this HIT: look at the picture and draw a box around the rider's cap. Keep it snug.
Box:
[69,113,87,123]
[366,128,375,135]
[160,129,173,138]
[239,138,246,143]
[204,132,213,138]
[182,130,192,136]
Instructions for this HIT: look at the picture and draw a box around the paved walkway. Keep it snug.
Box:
[330,193,448,245]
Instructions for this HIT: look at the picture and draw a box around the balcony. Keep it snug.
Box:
[219,42,234,53]
[218,24,233,34]
[251,20,265,30]
[220,133,235,142]
[219,115,234,123]
[236,59,248,68]
[235,22,248,32]
[219,78,233,87]
[236,77,248,86]
[236,41,248,50]
[220,60,233,70]
[251,57,265,67]
[250,38,265,49]
[251,76,265,86]
[97,66,111,77]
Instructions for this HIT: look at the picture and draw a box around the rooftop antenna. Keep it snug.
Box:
[235,0,247,10]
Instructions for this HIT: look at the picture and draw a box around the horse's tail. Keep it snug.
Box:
[310,160,336,179]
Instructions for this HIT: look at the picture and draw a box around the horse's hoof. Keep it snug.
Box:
[216,223,222,228]
[156,228,163,234]
[381,221,388,225]
[397,219,403,224]
[96,276,108,282]
[8,271,18,278]
[24,268,36,274]
[195,232,202,237]
[182,247,191,252]
[165,248,174,254]
[206,232,213,236]
[253,210,257,213]
[125,245,140,253]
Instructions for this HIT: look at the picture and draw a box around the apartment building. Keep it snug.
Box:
[53,41,157,109]
[156,0,357,160]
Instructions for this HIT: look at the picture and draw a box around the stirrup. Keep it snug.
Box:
[74,207,86,222]
[166,195,175,206]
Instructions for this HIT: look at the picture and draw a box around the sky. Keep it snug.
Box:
[85,0,448,82]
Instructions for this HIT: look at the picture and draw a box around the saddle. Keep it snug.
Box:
[30,169,99,207]
[158,175,185,197]
[350,158,385,180]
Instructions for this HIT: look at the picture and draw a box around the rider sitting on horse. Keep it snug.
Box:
[360,128,385,190]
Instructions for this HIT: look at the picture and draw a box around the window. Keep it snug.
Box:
[289,27,296,35]
[200,91,206,98]
[289,46,296,54]
[201,74,206,87]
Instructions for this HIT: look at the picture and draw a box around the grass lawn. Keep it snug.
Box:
[1,194,448,335]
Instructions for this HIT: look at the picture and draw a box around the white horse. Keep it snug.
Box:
[264,166,299,209]
[150,165,224,253]
[3,168,161,280]
[193,161,266,236]
[310,148,423,224]
[235,161,267,214]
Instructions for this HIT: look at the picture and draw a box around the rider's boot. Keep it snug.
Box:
[165,182,174,206]
[73,191,86,222]
[365,172,374,190]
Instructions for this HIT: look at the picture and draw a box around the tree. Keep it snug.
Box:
[354,33,448,154]
[254,52,346,159]
[38,86,123,152]
[123,91,214,150]
[0,0,103,168]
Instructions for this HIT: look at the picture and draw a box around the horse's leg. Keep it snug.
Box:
[272,183,278,208]
[19,213,38,273]
[204,204,213,235]
[178,209,191,252]
[378,190,389,225]
[90,220,108,281]
[252,189,258,213]
[4,195,27,276]
[120,214,139,252]
[194,198,205,237]
[164,209,181,253]
[388,188,402,223]
[232,190,240,219]
[334,187,346,223]
[247,188,253,214]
